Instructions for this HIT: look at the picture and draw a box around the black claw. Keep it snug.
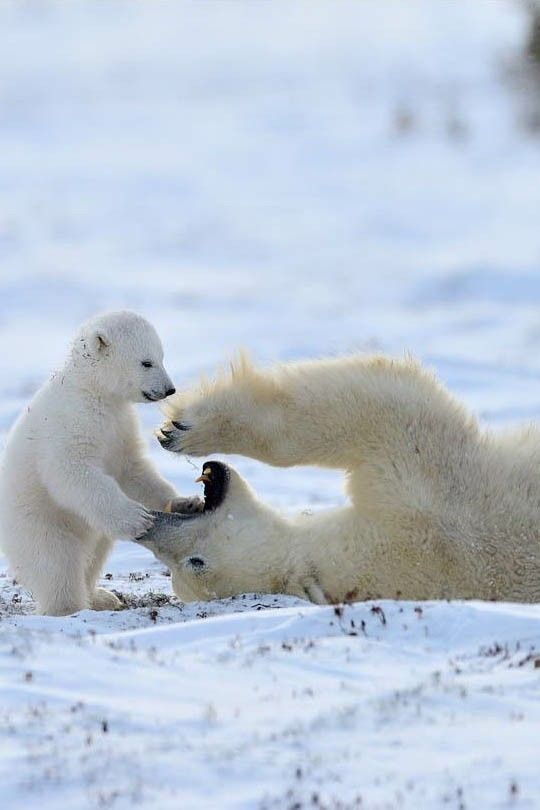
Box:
[158,433,184,453]
[172,421,190,431]
[160,429,172,438]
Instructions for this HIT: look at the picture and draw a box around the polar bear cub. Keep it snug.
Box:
[0,310,178,616]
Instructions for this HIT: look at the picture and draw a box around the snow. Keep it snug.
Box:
[1,0,540,806]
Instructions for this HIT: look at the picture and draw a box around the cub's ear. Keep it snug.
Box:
[92,330,111,355]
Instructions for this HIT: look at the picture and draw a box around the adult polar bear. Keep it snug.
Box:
[138,353,540,603]
[0,311,180,616]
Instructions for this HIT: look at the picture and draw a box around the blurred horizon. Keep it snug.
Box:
[1,0,540,475]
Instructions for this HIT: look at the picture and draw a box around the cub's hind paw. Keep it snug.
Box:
[91,588,123,611]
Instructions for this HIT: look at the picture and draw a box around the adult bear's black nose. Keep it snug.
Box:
[165,387,176,397]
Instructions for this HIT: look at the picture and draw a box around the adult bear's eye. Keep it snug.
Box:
[188,556,206,570]
[141,360,153,368]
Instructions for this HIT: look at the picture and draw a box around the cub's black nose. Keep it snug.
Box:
[165,387,176,397]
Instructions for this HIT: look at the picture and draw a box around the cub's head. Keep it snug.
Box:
[74,310,176,403]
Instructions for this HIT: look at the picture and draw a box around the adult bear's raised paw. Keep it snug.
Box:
[156,407,232,456]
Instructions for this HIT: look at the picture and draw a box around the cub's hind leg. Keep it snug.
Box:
[18,526,91,616]
[86,535,122,611]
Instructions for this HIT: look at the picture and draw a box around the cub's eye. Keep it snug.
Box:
[141,361,153,368]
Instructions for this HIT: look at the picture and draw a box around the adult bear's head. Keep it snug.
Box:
[71,310,176,403]
[134,460,290,602]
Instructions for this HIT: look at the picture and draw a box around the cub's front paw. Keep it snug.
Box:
[113,501,155,539]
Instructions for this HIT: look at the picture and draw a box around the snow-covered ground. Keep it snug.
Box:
[1,1,540,807]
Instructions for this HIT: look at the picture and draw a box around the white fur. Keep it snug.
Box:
[0,311,177,615]
[145,354,540,603]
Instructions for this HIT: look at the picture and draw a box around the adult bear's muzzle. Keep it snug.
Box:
[134,460,230,558]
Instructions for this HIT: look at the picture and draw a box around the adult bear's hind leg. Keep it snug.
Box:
[158,354,467,470]
[158,353,358,466]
